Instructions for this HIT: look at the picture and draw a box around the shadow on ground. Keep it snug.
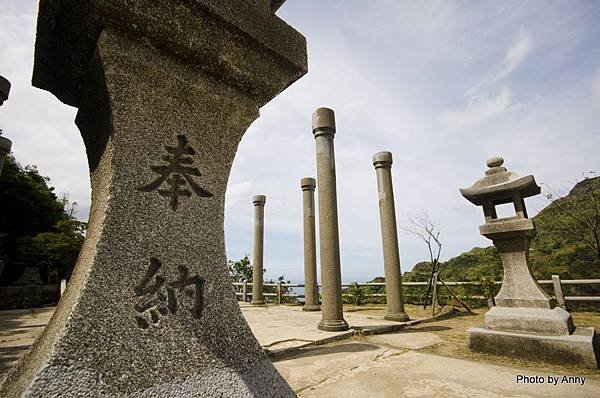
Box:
[272,342,381,362]
[403,325,452,332]
[0,307,54,379]
[420,307,479,323]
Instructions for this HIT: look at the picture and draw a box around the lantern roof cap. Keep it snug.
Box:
[460,156,541,206]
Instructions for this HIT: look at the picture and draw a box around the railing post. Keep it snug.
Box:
[432,272,439,315]
[277,281,282,305]
[242,281,248,302]
[60,279,67,297]
[552,275,566,310]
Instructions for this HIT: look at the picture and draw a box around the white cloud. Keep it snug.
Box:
[440,28,533,132]
[225,181,253,207]
[440,87,512,132]
[466,28,533,97]
[505,29,534,74]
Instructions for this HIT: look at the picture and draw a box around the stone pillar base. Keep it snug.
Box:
[384,312,410,322]
[484,306,574,335]
[318,319,349,332]
[302,304,321,312]
[467,326,599,369]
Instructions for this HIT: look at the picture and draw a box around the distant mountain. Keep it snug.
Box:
[403,177,600,291]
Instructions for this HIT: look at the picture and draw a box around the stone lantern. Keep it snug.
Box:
[460,156,598,368]
[0,75,12,175]
[0,133,11,176]
[0,75,10,106]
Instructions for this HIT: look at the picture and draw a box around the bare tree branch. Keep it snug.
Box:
[400,211,442,265]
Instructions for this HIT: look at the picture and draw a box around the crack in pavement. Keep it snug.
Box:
[295,346,410,395]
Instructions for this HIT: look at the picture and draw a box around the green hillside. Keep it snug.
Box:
[404,177,600,292]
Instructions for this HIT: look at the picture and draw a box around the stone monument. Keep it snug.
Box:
[301,177,320,311]
[0,75,12,175]
[0,1,307,396]
[460,156,599,368]
[312,108,348,331]
[252,195,266,306]
[372,151,409,322]
[0,75,10,106]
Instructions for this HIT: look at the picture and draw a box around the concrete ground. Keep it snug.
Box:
[276,345,600,398]
[0,307,54,377]
[1,304,599,397]
[240,302,419,355]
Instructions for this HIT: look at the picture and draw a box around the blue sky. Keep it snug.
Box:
[1,1,599,283]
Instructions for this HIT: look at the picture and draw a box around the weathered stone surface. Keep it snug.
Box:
[312,108,348,332]
[460,156,540,207]
[491,234,556,310]
[32,0,307,109]
[0,1,306,396]
[0,75,9,106]
[301,177,320,312]
[372,151,409,322]
[468,326,599,369]
[485,307,574,335]
[252,195,266,306]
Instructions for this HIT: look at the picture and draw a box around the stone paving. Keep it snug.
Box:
[2,304,599,397]
[276,347,600,398]
[0,304,417,381]
[240,303,419,356]
[0,307,53,377]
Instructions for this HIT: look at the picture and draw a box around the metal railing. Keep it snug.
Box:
[233,276,600,307]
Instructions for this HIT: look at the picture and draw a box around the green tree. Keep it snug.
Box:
[345,282,366,306]
[0,155,85,284]
[227,255,294,303]
[538,177,600,260]
[17,217,86,281]
[227,254,253,282]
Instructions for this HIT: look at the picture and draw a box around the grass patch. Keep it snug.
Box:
[343,303,437,319]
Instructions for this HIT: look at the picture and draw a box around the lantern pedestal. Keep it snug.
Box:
[467,326,598,369]
[484,306,574,335]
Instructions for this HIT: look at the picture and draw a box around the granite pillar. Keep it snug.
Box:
[0,1,307,396]
[372,151,409,322]
[251,195,266,306]
[301,177,320,311]
[312,108,348,332]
